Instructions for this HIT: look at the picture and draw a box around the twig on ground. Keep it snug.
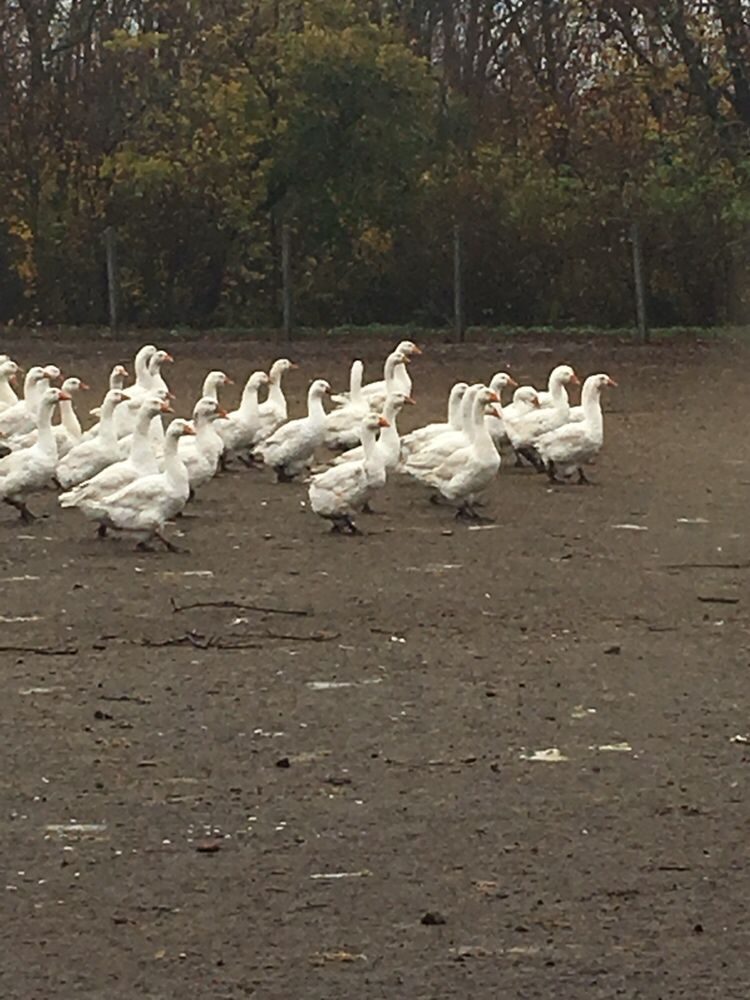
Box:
[0,644,77,656]
[169,597,309,617]
[108,628,339,651]
[662,562,750,570]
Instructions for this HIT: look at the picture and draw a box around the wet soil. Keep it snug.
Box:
[1,332,749,999]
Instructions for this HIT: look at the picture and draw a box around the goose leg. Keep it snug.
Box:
[96,523,108,538]
[275,467,295,484]
[135,540,156,552]
[154,529,183,553]
[518,447,544,471]
[4,497,35,522]
[577,467,592,485]
[513,450,525,468]
[546,460,560,484]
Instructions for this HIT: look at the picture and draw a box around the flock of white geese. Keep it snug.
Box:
[0,342,615,549]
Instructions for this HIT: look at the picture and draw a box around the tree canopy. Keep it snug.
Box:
[2,0,749,328]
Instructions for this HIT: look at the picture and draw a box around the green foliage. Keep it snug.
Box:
[1,0,750,327]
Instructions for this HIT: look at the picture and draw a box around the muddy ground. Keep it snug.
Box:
[0,331,748,999]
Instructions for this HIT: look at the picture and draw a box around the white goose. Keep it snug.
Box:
[503,365,579,468]
[115,349,173,439]
[123,345,157,400]
[56,389,127,489]
[536,364,576,409]
[323,360,371,450]
[217,370,269,462]
[332,341,421,409]
[490,386,541,461]
[0,386,69,521]
[147,349,174,396]
[253,379,330,481]
[331,391,414,471]
[59,395,172,523]
[402,383,481,475]
[0,359,21,412]
[11,376,89,457]
[83,364,131,431]
[179,397,226,493]
[83,418,196,551]
[201,370,234,404]
[399,382,468,464]
[419,386,501,519]
[536,374,616,483]
[257,358,297,440]
[485,372,518,452]
[0,365,61,442]
[308,413,390,534]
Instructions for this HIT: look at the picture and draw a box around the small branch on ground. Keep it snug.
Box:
[169,597,310,617]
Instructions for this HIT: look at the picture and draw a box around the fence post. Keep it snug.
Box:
[281,221,292,340]
[630,220,649,343]
[104,226,119,333]
[453,220,465,342]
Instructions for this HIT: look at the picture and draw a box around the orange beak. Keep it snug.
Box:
[411,345,422,355]
[570,372,580,385]
[164,353,174,363]
[487,390,500,403]
[168,391,176,400]
[183,425,197,436]
[160,401,174,414]
[487,406,502,419]
[217,407,229,418]
[223,376,235,385]
[58,390,72,402]
[606,376,618,387]
[404,396,416,405]
[507,376,518,388]
[9,373,17,384]
[378,416,390,427]
[80,382,90,391]
[532,397,541,408]
[289,362,299,370]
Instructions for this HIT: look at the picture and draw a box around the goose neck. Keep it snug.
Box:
[163,432,187,485]
[36,399,56,451]
[59,398,81,438]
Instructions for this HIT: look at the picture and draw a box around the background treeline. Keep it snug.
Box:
[2,0,750,330]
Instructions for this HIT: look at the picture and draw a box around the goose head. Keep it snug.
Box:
[110,364,130,390]
[489,372,518,396]
[513,386,541,409]
[149,349,174,373]
[203,370,234,392]
[0,360,20,384]
[395,340,422,357]
[384,391,415,417]
[166,417,196,440]
[582,373,617,399]
[244,371,270,394]
[39,386,71,412]
[141,393,173,418]
[192,396,227,425]
[549,364,579,387]
[42,364,62,383]
[269,358,298,381]
[61,376,89,395]
[308,379,331,402]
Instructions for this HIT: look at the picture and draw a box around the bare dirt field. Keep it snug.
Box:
[1,331,749,999]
